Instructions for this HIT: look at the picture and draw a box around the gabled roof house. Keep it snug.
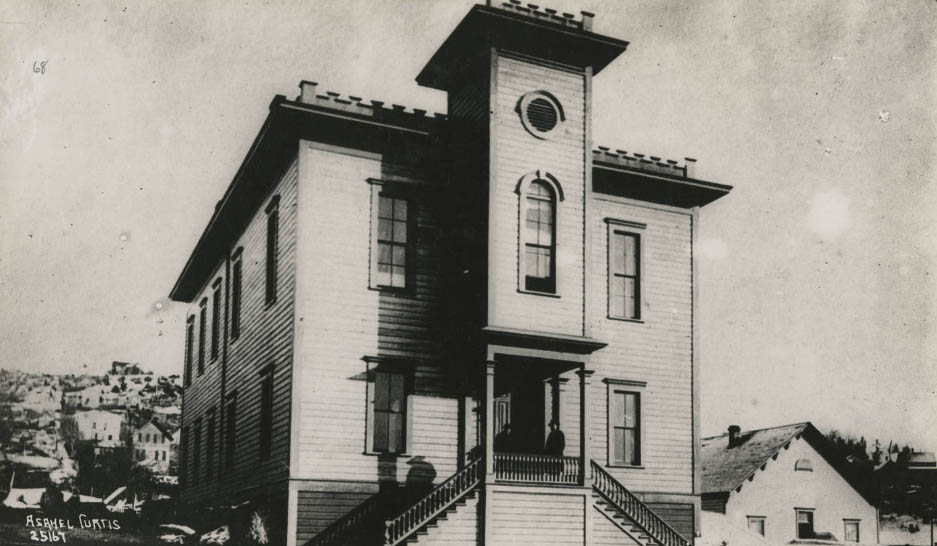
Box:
[702,422,879,545]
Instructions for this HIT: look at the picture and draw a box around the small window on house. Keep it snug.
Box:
[259,369,273,460]
[612,391,641,466]
[198,300,207,375]
[375,195,409,289]
[796,510,814,539]
[193,418,202,486]
[606,219,645,320]
[523,180,556,293]
[747,516,765,536]
[225,393,237,471]
[844,520,859,542]
[206,408,216,482]
[369,369,409,454]
[606,379,645,467]
[181,426,189,487]
[795,458,813,471]
[265,197,280,305]
[231,251,243,340]
[518,91,565,139]
[609,230,641,320]
[211,280,221,361]
[184,317,195,386]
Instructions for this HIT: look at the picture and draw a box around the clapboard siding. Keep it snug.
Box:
[488,54,586,337]
[587,197,695,495]
[293,143,462,484]
[180,159,298,505]
[295,486,377,545]
[645,503,695,541]
[489,490,585,545]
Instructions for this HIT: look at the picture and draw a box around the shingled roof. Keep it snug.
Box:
[702,422,810,494]
[701,421,878,506]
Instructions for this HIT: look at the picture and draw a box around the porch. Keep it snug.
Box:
[483,354,594,487]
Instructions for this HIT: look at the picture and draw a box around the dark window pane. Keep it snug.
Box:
[373,413,388,451]
[388,414,402,453]
[378,196,393,218]
[394,199,407,220]
[374,373,389,410]
[378,218,393,241]
[393,220,407,243]
[613,428,624,463]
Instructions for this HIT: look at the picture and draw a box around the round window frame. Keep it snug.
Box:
[518,91,565,140]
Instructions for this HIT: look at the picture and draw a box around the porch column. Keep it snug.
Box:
[576,368,595,484]
[484,360,496,482]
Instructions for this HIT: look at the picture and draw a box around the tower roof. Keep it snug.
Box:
[417,3,629,91]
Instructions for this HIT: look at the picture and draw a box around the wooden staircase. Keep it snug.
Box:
[306,458,688,546]
[590,460,691,546]
[399,487,479,545]
[385,458,482,545]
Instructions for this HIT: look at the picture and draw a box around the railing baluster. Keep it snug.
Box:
[591,460,689,546]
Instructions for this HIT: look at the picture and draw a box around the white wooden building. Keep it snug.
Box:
[170,2,732,545]
[701,422,879,545]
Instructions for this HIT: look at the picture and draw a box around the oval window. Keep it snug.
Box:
[519,91,565,139]
[794,458,813,472]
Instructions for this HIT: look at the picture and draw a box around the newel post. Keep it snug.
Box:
[576,368,595,485]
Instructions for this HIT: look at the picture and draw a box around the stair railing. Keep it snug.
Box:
[384,458,482,546]
[591,460,690,546]
[307,492,383,546]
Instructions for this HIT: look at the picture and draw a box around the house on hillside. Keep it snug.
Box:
[701,423,879,545]
[133,420,176,474]
[71,409,124,448]
[168,3,732,546]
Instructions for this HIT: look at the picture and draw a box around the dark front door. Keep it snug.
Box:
[510,380,544,453]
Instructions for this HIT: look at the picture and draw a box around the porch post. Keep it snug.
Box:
[484,360,496,482]
[576,368,595,485]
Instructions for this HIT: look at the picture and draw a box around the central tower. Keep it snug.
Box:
[417,2,628,340]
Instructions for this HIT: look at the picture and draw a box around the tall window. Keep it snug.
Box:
[184,317,194,386]
[844,520,859,542]
[375,195,409,289]
[193,418,202,486]
[231,251,242,340]
[211,281,221,361]
[747,516,765,536]
[524,180,555,293]
[259,369,273,459]
[198,300,206,375]
[225,394,237,471]
[181,426,189,487]
[796,510,814,539]
[265,196,280,305]
[609,230,641,320]
[370,370,407,454]
[206,408,216,481]
[611,390,641,466]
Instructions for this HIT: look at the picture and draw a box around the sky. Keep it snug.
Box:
[1,0,934,451]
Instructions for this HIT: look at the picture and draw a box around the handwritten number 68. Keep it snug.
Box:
[33,61,47,74]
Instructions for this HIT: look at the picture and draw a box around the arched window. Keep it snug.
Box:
[524,180,556,293]
[794,458,813,472]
